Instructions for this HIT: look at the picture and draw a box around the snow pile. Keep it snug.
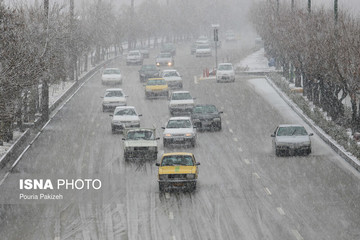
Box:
[235,48,277,73]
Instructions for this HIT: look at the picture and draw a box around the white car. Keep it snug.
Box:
[126,50,143,65]
[195,44,212,57]
[216,63,235,82]
[162,116,197,147]
[156,52,174,67]
[101,68,122,85]
[161,69,183,89]
[101,88,127,112]
[168,91,195,115]
[271,124,313,156]
[110,106,142,134]
[122,128,159,161]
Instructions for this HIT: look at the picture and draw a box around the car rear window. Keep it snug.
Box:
[166,120,191,128]
[172,92,192,100]
[105,91,123,97]
[277,126,308,136]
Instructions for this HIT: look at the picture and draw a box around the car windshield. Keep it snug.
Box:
[161,155,194,166]
[277,126,308,136]
[162,71,179,77]
[218,65,233,71]
[193,105,217,114]
[147,79,166,85]
[159,53,171,58]
[166,119,191,128]
[105,91,123,97]
[142,65,157,71]
[171,92,192,100]
[103,69,121,75]
[114,108,137,116]
[126,130,154,140]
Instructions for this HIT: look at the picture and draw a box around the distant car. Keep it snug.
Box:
[271,124,313,156]
[126,50,143,65]
[225,30,236,41]
[196,36,209,45]
[138,47,149,58]
[195,44,212,57]
[122,128,159,161]
[156,52,174,67]
[162,116,197,147]
[161,69,183,89]
[101,68,122,85]
[168,91,195,115]
[110,106,142,134]
[156,152,200,191]
[101,88,127,112]
[138,64,159,82]
[161,43,176,56]
[191,104,222,131]
[144,78,169,98]
[216,63,235,82]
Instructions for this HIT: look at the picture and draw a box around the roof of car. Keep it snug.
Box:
[162,152,193,157]
[162,69,177,72]
[104,67,120,70]
[115,106,135,110]
[194,104,216,107]
[147,78,165,81]
[172,91,190,94]
[218,63,233,66]
[105,88,123,91]
[169,116,191,120]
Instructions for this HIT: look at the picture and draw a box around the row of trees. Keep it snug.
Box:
[251,2,360,131]
[0,0,244,142]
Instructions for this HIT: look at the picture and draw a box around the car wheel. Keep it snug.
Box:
[216,123,222,131]
[163,140,167,148]
[102,106,105,112]
[191,139,196,148]
[189,182,196,192]
[111,127,116,134]
[159,183,165,192]
[124,154,129,161]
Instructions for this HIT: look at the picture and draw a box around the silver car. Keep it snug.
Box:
[271,124,313,156]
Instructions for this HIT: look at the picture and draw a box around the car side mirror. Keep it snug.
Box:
[193,97,196,100]
[309,133,314,136]
[195,162,200,165]
[100,96,104,98]
[271,134,275,137]
[219,111,223,114]
[125,95,129,98]
[109,114,113,117]
[138,114,142,117]
[156,137,160,140]
[155,163,160,166]
[161,127,165,129]
[122,138,125,140]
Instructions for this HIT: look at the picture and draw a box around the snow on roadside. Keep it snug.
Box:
[235,48,276,72]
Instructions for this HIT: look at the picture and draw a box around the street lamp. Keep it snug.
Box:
[212,24,219,70]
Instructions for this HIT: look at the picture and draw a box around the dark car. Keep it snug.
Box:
[138,64,160,82]
[191,104,222,131]
[161,43,176,56]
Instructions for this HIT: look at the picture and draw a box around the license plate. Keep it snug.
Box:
[173,183,183,187]
[174,138,184,142]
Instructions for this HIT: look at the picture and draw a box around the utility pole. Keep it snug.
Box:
[308,0,311,13]
[41,0,50,123]
[291,0,294,11]
[128,0,134,49]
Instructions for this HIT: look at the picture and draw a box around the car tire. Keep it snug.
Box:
[102,107,105,112]
[191,139,196,148]
[163,140,168,148]
[111,127,116,134]
[216,123,222,131]
[275,149,280,156]
[189,182,196,192]
[159,183,165,192]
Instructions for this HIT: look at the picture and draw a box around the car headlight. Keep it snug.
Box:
[140,73,145,77]
[213,118,221,121]
[156,62,160,66]
[159,174,168,180]
[168,62,172,66]
[186,174,195,179]
[164,133,172,137]
[185,133,193,137]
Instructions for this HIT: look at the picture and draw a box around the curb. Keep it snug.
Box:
[0,55,121,169]
[265,76,360,172]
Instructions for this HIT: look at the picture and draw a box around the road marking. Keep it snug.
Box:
[229,128,233,133]
[165,192,170,199]
[244,159,250,165]
[253,172,260,179]
[238,147,243,152]
[233,137,238,142]
[169,211,174,220]
[291,229,304,240]
[194,76,198,84]
[277,207,285,215]
[264,187,272,195]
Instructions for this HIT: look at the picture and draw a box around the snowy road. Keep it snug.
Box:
[0,42,359,240]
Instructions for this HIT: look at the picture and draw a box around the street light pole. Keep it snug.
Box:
[334,0,338,23]
[212,24,219,70]
[308,0,311,13]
